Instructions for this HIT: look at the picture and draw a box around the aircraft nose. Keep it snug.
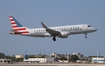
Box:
[94,28,97,32]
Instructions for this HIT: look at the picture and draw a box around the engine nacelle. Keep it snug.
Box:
[59,32,68,38]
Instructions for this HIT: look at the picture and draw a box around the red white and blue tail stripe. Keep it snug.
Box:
[9,16,29,35]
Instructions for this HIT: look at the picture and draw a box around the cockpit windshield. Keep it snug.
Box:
[88,25,92,27]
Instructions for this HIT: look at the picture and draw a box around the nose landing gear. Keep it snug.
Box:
[85,34,87,38]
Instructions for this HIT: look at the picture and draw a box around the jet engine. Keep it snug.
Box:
[59,32,69,38]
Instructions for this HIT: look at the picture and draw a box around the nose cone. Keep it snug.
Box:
[93,28,97,32]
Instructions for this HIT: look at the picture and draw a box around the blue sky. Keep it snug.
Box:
[0,0,105,56]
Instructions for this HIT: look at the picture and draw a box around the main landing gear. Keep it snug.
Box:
[85,34,87,38]
[53,37,56,41]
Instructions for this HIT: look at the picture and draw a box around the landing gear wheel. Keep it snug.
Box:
[53,37,56,41]
[85,34,87,38]
[85,36,87,38]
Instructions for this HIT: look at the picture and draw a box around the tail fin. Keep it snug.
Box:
[9,16,24,29]
[9,16,29,35]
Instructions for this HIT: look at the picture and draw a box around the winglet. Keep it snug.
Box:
[41,22,48,29]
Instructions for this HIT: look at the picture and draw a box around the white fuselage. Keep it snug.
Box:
[25,24,97,38]
[9,16,97,41]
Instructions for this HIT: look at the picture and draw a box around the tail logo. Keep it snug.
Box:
[9,16,29,35]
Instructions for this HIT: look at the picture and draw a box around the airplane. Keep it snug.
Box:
[9,16,97,41]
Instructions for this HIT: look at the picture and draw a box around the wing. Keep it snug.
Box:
[41,22,61,36]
